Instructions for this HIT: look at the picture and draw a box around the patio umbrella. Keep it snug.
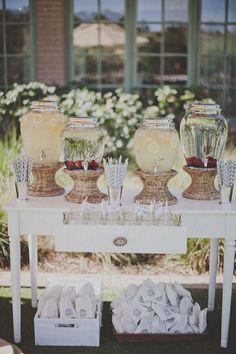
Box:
[73,23,148,47]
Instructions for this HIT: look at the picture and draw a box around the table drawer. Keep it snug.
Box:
[54,225,187,254]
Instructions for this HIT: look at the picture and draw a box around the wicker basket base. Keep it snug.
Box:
[64,168,106,203]
[134,169,177,205]
[183,166,219,200]
[29,163,64,197]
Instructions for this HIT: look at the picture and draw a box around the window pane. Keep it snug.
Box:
[164,57,187,84]
[138,56,161,84]
[0,1,2,23]
[101,0,124,22]
[74,0,98,22]
[201,0,225,22]
[226,89,236,118]
[165,24,188,53]
[7,56,30,84]
[228,0,236,22]
[100,23,125,53]
[227,57,236,86]
[73,23,98,51]
[0,25,3,53]
[137,0,162,22]
[200,57,225,85]
[137,24,162,53]
[200,25,224,55]
[74,55,97,84]
[101,56,124,84]
[165,0,188,22]
[6,24,29,53]
[0,58,4,86]
[227,26,236,55]
[5,0,29,22]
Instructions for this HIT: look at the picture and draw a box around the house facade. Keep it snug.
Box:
[0,0,236,118]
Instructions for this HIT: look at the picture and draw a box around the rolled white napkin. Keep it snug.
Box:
[60,295,77,319]
[40,298,59,318]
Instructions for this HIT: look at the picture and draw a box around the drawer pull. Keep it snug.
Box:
[113,237,127,247]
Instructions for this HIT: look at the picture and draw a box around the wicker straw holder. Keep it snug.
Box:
[134,169,177,205]
[29,162,64,197]
[64,168,106,203]
[183,166,219,200]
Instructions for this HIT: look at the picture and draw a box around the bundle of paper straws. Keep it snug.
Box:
[11,155,33,183]
[217,159,236,202]
[103,156,128,188]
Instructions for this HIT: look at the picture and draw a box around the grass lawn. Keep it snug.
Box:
[0,288,236,354]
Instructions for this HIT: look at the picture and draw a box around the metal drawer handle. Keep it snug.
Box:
[113,237,127,247]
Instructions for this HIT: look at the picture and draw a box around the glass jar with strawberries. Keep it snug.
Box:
[180,102,228,168]
[61,117,105,171]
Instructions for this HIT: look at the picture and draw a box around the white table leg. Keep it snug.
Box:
[9,233,21,343]
[208,238,219,311]
[221,239,235,348]
[28,234,38,308]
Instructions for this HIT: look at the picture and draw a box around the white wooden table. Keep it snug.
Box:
[4,190,236,348]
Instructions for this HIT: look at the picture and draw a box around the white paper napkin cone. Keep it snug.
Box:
[169,314,188,334]
[75,295,94,318]
[173,282,192,300]
[60,295,77,319]
[46,285,63,302]
[128,303,148,325]
[166,283,180,307]
[155,283,167,306]
[151,315,168,333]
[192,302,201,325]
[179,296,193,315]
[40,298,59,318]
[188,313,199,333]
[199,308,207,333]
[135,316,152,334]
[62,286,77,304]
[112,315,124,334]
[79,282,96,298]
[151,303,175,322]
[120,316,137,333]
[37,294,48,317]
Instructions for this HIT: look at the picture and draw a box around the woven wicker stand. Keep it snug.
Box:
[29,162,64,197]
[64,168,106,203]
[134,169,177,205]
[183,166,219,200]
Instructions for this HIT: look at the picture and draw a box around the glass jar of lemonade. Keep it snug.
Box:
[20,101,66,164]
[134,117,179,174]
